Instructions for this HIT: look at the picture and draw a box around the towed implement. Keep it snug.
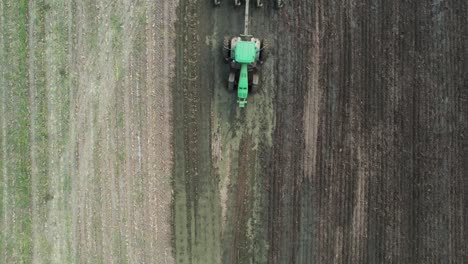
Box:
[214,0,284,8]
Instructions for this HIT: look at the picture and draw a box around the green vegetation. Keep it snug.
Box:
[0,0,73,261]
[1,0,32,262]
[2,0,174,263]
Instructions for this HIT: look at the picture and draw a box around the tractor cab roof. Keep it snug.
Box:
[234,41,257,64]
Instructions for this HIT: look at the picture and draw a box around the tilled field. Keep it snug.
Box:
[1,0,467,263]
[173,0,467,263]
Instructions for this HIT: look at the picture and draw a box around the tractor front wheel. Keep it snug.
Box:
[228,81,234,91]
[251,72,260,93]
[227,72,235,91]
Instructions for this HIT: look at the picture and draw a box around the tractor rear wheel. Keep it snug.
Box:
[259,39,269,64]
[223,37,231,63]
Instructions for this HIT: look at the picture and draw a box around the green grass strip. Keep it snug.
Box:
[1,0,33,262]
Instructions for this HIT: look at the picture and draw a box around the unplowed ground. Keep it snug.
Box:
[1,0,175,263]
[173,0,467,263]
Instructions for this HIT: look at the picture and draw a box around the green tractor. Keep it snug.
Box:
[216,0,282,108]
[223,35,267,108]
[220,0,268,108]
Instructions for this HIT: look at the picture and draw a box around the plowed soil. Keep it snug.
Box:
[172,0,467,263]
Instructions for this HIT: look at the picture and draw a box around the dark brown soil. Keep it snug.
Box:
[173,0,467,263]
